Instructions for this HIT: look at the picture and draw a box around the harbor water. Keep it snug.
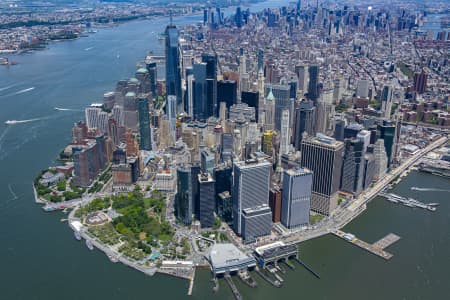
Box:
[0,1,449,298]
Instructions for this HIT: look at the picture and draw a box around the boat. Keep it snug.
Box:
[428,203,439,206]
[386,198,399,203]
[5,120,18,125]
[86,239,94,250]
[108,254,119,263]
[427,206,436,212]
[74,231,81,241]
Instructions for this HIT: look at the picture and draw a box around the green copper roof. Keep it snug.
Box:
[136,68,148,74]
[129,78,139,83]
[267,87,275,101]
[125,92,136,97]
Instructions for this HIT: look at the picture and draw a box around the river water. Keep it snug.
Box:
[1,1,449,299]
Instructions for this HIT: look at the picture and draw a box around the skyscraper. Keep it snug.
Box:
[175,166,193,225]
[356,79,370,98]
[138,97,151,150]
[300,134,344,215]
[413,71,427,94]
[293,100,316,150]
[193,63,207,120]
[217,80,237,111]
[307,64,319,102]
[198,173,215,228]
[340,138,364,195]
[241,91,259,122]
[265,84,292,131]
[165,23,182,109]
[232,160,271,237]
[281,168,313,229]
[377,120,397,169]
[145,60,158,96]
[279,110,290,163]
[202,53,218,117]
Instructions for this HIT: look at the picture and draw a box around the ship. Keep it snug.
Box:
[74,231,81,241]
[86,239,94,250]
[5,120,18,125]
[108,254,119,263]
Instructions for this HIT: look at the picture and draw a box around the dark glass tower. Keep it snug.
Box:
[137,97,151,150]
[307,64,319,102]
[218,80,238,112]
[202,53,218,118]
[293,100,316,150]
[165,24,182,108]
[241,91,259,122]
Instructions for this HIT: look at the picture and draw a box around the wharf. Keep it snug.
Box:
[333,230,400,260]
[187,268,195,296]
[224,274,243,300]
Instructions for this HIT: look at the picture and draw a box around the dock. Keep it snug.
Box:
[255,267,282,287]
[187,268,195,296]
[293,257,320,279]
[333,230,401,260]
[224,274,243,300]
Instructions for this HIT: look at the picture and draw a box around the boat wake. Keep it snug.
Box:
[411,187,450,192]
[0,84,19,92]
[54,107,82,112]
[85,47,94,51]
[4,117,45,125]
[14,87,35,95]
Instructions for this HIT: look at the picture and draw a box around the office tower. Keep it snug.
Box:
[257,69,265,100]
[372,139,388,180]
[191,164,201,221]
[112,148,126,164]
[269,187,282,223]
[235,6,242,28]
[262,130,274,156]
[221,133,233,162]
[198,173,215,228]
[334,118,346,141]
[289,80,297,99]
[413,71,427,94]
[108,118,120,146]
[167,95,177,141]
[186,71,194,116]
[264,88,275,131]
[241,205,272,243]
[300,134,344,215]
[377,120,397,169]
[293,100,316,150]
[103,92,115,111]
[217,80,237,111]
[125,128,139,156]
[229,103,255,122]
[138,97,151,150]
[340,138,364,195]
[72,121,88,144]
[214,165,232,196]
[232,160,271,237]
[344,123,364,139]
[241,91,259,122]
[279,110,290,161]
[201,150,215,175]
[356,79,370,98]
[85,107,107,134]
[295,64,308,92]
[381,85,393,118]
[112,105,123,126]
[202,53,218,117]
[266,84,292,131]
[217,191,233,223]
[281,167,313,229]
[175,166,193,225]
[145,61,158,96]
[307,65,319,102]
[135,68,151,94]
[219,102,227,121]
[73,139,105,187]
[193,63,207,120]
[123,92,138,131]
[362,151,376,189]
[257,48,264,72]
[165,23,182,108]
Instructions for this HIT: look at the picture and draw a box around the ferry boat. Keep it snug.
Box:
[86,239,94,250]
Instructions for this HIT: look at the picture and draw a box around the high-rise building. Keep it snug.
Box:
[217,191,233,223]
[340,138,364,195]
[279,110,290,162]
[145,60,158,96]
[377,120,397,169]
[72,121,88,144]
[356,79,370,98]
[241,205,272,243]
[293,100,316,150]
[198,173,215,228]
[232,160,271,237]
[123,92,138,131]
[201,150,215,175]
[202,53,218,117]
[413,71,427,94]
[281,167,312,229]
[193,63,207,120]
[165,23,182,108]
[217,80,237,111]
[300,134,344,215]
[381,85,393,118]
[269,186,282,223]
[264,88,276,131]
[138,97,151,150]
[295,64,308,92]
[175,166,194,225]
[265,84,292,131]
[307,65,319,102]
[241,91,259,122]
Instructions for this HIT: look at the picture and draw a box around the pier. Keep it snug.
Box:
[293,257,320,279]
[224,274,243,300]
[187,268,195,296]
[255,267,282,287]
[333,230,401,260]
